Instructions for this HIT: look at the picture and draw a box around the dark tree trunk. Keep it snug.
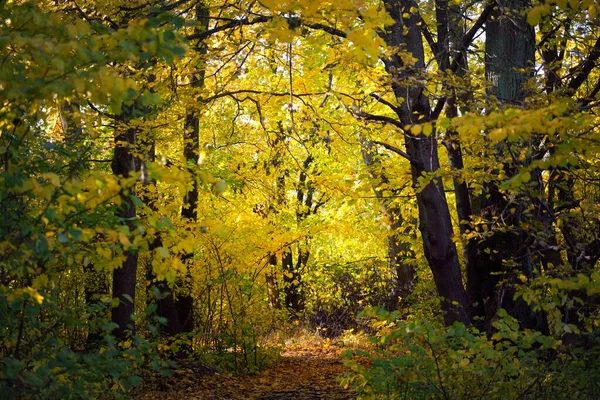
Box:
[266,254,282,309]
[380,0,471,325]
[435,0,483,317]
[283,247,305,314]
[136,97,187,338]
[156,285,184,335]
[111,109,140,339]
[169,2,210,342]
[485,0,535,104]
[471,0,549,333]
[84,261,109,346]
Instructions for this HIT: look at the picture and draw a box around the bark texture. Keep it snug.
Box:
[111,106,140,338]
[381,0,471,325]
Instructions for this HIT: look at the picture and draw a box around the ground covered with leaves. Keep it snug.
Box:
[136,337,355,400]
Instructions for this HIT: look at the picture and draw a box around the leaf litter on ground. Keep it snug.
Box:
[135,334,356,399]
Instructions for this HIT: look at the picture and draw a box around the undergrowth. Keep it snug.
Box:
[340,307,600,400]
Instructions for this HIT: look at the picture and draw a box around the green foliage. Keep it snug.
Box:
[341,307,600,399]
[0,294,174,399]
[0,1,183,397]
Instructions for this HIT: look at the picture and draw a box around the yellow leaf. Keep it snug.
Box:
[19,287,44,304]
[180,237,195,253]
[215,179,227,194]
[171,257,186,273]
[569,0,580,10]
[118,232,131,248]
[422,122,433,136]
[157,246,170,259]
[527,6,543,25]
[489,128,507,141]
[411,124,422,135]
[32,274,49,289]
[96,246,112,259]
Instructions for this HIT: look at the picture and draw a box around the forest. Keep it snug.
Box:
[1,0,600,398]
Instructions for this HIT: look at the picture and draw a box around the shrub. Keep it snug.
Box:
[341,307,600,399]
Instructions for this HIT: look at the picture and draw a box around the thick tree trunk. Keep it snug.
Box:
[407,135,471,325]
[473,0,549,333]
[381,0,471,325]
[436,0,483,317]
[485,0,535,104]
[111,109,139,339]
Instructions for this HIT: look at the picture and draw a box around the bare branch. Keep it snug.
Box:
[568,36,600,93]
[201,89,327,104]
[370,93,399,113]
[186,15,271,41]
[302,22,347,38]
[432,1,495,120]
[353,109,404,130]
[87,101,117,119]
[373,140,412,162]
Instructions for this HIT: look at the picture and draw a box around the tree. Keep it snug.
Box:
[3,0,600,397]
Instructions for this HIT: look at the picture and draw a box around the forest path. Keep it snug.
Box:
[136,338,356,399]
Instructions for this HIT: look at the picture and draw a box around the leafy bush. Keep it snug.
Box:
[341,307,600,399]
[0,290,173,399]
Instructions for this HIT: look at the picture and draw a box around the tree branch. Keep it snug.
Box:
[373,140,413,163]
[201,89,327,104]
[186,15,271,41]
[568,36,600,93]
[302,22,347,38]
[370,93,399,113]
[87,101,117,119]
[454,1,494,68]
[432,1,495,120]
[352,109,404,130]
[186,16,348,43]
[420,15,440,64]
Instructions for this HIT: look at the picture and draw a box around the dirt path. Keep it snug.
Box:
[136,343,355,399]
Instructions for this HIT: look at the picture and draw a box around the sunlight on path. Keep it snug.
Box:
[136,342,355,399]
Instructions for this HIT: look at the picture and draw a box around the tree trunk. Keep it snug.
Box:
[111,107,139,339]
[434,0,484,316]
[473,0,549,333]
[485,0,535,104]
[171,1,210,342]
[283,247,305,314]
[266,254,282,309]
[380,0,471,325]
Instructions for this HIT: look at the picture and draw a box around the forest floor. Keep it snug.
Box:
[135,335,356,400]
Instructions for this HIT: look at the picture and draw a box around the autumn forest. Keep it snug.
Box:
[2,0,600,398]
